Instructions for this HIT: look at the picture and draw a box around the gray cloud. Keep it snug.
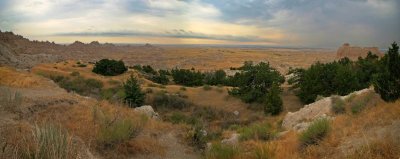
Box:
[53,29,273,42]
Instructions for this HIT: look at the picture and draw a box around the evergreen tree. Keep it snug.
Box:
[124,75,145,107]
[264,83,283,115]
[373,42,400,102]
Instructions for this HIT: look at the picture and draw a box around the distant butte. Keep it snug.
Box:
[336,43,383,60]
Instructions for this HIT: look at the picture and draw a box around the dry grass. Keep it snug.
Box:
[0,67,50,88]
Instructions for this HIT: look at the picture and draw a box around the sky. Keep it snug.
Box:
[0,0,399,48]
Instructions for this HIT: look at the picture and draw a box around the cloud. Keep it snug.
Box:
[0,0,399,47]
[53,29,272,42]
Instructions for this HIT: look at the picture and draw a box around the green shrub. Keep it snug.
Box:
[331,95,346,114]
[180,86,187,91]
[0,87,22,112]
[171,68,204,86]
[299,118,330,147]
[228,61,284,104]
[49,75,103,97]
[239,122,273,141]
[203,85,212,91]
[77,64,87,67]
[152,92,191,110]
[264,83,283,116]
[124,75,145,108]
[16,124,77,159]
[92,59,127,76]
[290,51,383,104]
[204,70,227,85]
[206,143,239,159]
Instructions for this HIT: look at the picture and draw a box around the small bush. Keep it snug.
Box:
[152,92,191,110]
[203,85,212,91]
[187,124,207,149]
[239,122,273,141]
[350,92,374,114]
[92,59,127,76]
[206,143,239,159]
[94,106,147,148]
[180,86,187,91]
[16,124,77,159]
[299,118,330,147]
[331,95,345,114]
[77,64,87,67]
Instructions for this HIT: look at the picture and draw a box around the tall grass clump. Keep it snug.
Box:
[350,91,374,114]
[253,144,274,159]
[205,143,239,159]
[299,118,330,147]
[331,95,345,114]
[239,122,273,141]
[93,105,148,148]
[0,87,22,112]
[16,124,77,159]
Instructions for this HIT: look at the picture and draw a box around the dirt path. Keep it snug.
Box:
[133,132,200,159]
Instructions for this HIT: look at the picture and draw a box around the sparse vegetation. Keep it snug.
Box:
[0,87,22,112]
[299,118,330,147]
[92,59,127,76]
[49,75,103,97]
[151,92,191,110]
[205,143,239,159]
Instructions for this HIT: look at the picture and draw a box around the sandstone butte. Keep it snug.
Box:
[336,43,383,60]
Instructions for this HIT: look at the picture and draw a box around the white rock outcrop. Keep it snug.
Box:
[134,105,159,119]
[282,88,374,131]
[221,133,240,146]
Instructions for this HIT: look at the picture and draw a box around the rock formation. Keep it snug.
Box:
[336,43,383,60]
[282,88,375,131]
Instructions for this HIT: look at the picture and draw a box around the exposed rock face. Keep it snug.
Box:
[336,43,383,60]
[134,105,159,119]
[221,133,240,146]
[282,88,374,131]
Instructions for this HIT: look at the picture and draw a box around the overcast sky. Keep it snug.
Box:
[0,0,399,48]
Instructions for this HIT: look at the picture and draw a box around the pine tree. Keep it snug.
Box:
[264,83,283,115]
[124,75,145,107]
[373,42,400,102]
